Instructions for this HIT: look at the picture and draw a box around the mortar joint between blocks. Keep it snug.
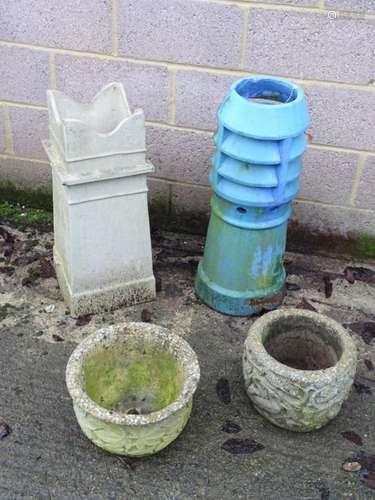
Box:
[296,196,375,214]
[0,152,49,164]
[2,105,14,155]
[168,68,177,125]
[349,154,367,206]
[239,6,250,70]
[0,100,47,111]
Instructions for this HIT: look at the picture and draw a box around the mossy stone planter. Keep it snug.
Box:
[243,309,357,432]
[66,323,200,456]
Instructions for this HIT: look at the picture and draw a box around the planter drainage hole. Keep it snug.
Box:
[264,317,342,371]
[237,207,247,214]
[236,78,298,105]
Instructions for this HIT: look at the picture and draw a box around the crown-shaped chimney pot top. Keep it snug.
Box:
[48,82,146,162]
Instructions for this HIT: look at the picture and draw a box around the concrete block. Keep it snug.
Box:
[305,85,375,152]
[245,9,375,84]
[291,200,375,238]
[146,126,213,185]
[175,70,235,130]
[0,0,112,52]
[171,182,211,233]
[325,1,375,13]
[0,46,49,105]
[0,157,51,190]
[356,157,375,209]
[55,55,170,122]
[10,107,48,160]
[171,183,211,218]
[299,148,358,204]
[117,0,243,68]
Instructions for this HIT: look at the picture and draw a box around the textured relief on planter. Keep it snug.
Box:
[73,402,192,456]
[243,309,357,432]
[66,322,200,456]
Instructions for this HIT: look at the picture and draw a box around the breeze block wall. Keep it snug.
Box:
[0,0,374,254]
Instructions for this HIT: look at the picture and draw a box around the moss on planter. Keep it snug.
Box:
[83,346,184,414]
[66,323,200,456]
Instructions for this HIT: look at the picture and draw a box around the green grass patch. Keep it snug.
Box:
[0,200,53,229]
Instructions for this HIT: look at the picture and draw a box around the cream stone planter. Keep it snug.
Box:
[66,323,200,456]
[243,309,357,432]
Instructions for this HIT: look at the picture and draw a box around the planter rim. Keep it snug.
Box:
[66,322,200,426]
[245,309,356,380]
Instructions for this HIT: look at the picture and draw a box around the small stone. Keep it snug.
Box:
[45,304,55,313]
[343,461,362,472]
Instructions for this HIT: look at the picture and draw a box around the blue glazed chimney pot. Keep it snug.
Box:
[195,77,310,316]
